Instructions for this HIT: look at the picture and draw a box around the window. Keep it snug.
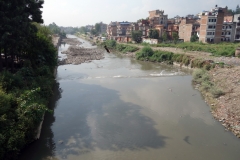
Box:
[229,32,231,35]
[222,32,224,35]
[208,25,213,29]
[213,32,215,35]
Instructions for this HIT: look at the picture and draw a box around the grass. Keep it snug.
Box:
[150,42,239,57]
[192,69,225,100]
[101,40,139,53]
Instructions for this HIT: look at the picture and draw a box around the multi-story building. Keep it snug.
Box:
[99,22,107,34]
[233,14,240,41]
[199,6,225,43]
[167,23,179,40]
[107,22,117,38]
[116,21,131,36]
[86,25,94,32]
[149,10,168,28]
[179,18,200,42]
[125,23,138,36]
[138,20,150,37]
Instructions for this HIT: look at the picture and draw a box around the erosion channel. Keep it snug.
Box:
[19,35,240,160]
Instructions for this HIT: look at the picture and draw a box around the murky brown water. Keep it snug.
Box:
[19,35,240,160]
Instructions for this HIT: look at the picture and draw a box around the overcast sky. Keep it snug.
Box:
[42,0,239,27]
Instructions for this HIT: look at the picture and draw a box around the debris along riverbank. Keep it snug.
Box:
[58,42,105,65]
[62,38,82,45]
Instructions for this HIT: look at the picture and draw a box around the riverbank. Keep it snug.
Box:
[104,40,240,138]
[58,37,105,65]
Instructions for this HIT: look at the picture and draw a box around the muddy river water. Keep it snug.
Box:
[19,35,240,160]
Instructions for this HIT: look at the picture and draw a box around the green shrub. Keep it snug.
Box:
[122,45,139,53]
[210,87,225,98]
[116,44,126,51]
[105,40,117,49]
[136,46,154,59]
[192,69,206,83]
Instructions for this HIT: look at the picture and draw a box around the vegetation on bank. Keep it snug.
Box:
[0,1,57,159]
[101,40,139,53]
[192,69,225,106]
[150,42,239,57]
[135,46,221,70]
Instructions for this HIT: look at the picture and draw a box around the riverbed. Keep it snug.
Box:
[19,35,240,160]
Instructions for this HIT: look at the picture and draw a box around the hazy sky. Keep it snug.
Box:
[42,0,239,27]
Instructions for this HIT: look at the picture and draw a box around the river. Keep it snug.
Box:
[19,35,240,160]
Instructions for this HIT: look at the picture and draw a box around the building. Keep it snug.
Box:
[138,20,150,37]
[99,22,107,34]
[117,21,131,36]
[233,14,240,41]
[107,22,117,38]
[199,5,226,43]
[149,10,168,28]
[179,18,200,42]
[86,25,94,32]
[166,23,179,40]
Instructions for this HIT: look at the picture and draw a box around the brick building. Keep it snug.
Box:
[179,18,200,42]
[116,21,131,36]
[107,22,117,38]
[138,20,150,37]
[199,6,229,43]
[149,10,168,28]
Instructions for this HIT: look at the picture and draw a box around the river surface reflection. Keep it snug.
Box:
[19,35,240,160]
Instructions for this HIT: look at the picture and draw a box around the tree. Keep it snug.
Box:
[0,0,44,71]
[131,30,142,43]
[80,26,87,34]
[190,34,199,42]
[149,29,159,39]
[95,23,101,33]
[172,32,179,44]
[162,32,168,42]
[236,5,240,14]
[90,29,97,35]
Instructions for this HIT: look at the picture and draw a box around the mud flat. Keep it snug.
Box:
[59,46,105,65]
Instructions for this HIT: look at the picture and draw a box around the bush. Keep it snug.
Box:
[210,87,225,98]
[192,69,206,83]
[136,46,154,59]
[105,40,117,49]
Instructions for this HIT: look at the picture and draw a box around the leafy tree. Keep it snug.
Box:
[190,34,199,42]
[131,30,142,43]
[48,23,66,37]
[172,32,179,44]
[236,5,240,14]
[162,32,168,42]
[149,29,159,39]
[0,0,44,71]
[95,23,101,33]
[79,26,87,34]
[90,29,97,35]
